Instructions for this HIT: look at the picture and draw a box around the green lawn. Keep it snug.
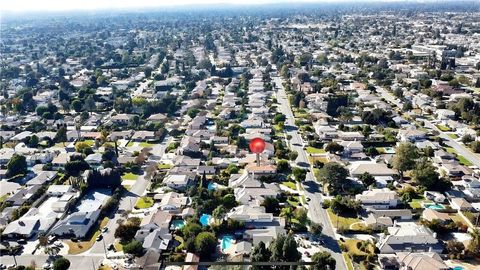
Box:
[0,194,8,203]
[408,196,432,209]
[139,142,156,147]
[446,147,457,154]
[447,133,459,139]
[306,147,326,154]
[287,196,300,207]
[327,209,360,229]
[77,140,95,146]
[436,124,451,132]
[343,239,374,256]
[135,197,154,209]
[457,155,473,166]
[122,172,139,181]
[281,181,297,190]
[158,163,172,170]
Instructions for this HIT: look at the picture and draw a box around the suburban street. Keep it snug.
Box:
[0,254,104,270]
[273,76,347,270]
[375,85,480,168]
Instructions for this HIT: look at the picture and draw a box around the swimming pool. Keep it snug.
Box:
[171,219,185,230]
[424,203,445,210]
[452,266,464,270]
[207,182,217,190]
[199,214,211,226]
[221,235,234,251]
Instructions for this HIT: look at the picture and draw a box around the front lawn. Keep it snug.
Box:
[306,147,326,154]
[409,197,431,209]
[447,133,459,139]
[436,124,451,132]
[457,155,473,166]
[122,172,139,181]
[327,209,360,229]
[282,181,297,190]
[135,196,154,209]
[158,163,172,170]
[343,253,354,270]
[342,239,375,256]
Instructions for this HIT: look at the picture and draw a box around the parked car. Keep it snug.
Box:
[102,227,108,233]
[96,235,103,241]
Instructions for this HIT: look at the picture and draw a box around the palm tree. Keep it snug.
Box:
[467,228,480,257]
[280,207,294,224]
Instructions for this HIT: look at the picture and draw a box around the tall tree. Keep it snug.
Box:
[411,158,439,188]
[392,142,418,179]
[312,251,336,270]
[251,241,272,270]
[6,154,27,177]
[318,162,349,194]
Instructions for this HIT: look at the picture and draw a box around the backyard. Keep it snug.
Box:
[65,217,109,254]
[135,196,154,209]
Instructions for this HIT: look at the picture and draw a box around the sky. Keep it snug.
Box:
[1,0,396,12]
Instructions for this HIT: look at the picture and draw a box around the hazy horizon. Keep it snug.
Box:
[0,0,454,13]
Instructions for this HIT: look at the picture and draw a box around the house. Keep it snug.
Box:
[339,140,364,154]
[396,252,448,270]
[3,207,56,239]
[244,225,285,246]
[450,197,474,211]
[111,114,134,125]
[422,209,451,224]
[370,209,413,220]
[51,153,70,169]
[50,190,110,239]
[147,113,168,124]
[350,163,397,178]
[442,163,471,177]
[377,222,442,254]
[197,166,216,175]
[131,131,156,142]
[5,185,42,207]
[356,188,400,209]
[436,109,456,120]
[26,171,57,186]
[397,129,427,142]
[47,185,73,196]
[163,174,193,191]
[158,192,189,213]
[338,131,365,141]
[225,241,253,256]
[227,205,273,222]
[85,153,103,166]
[423,191,446,203]
[364,213,393,230]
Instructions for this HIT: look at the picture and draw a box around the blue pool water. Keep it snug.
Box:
[221,235,234,251]
[207,182,217,190]
[452,266,464,270]
[199,214,211,226]
[171,220,185,230]
[424,203,445,210]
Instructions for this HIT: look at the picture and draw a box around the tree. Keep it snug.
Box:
[251,241,271,270]
[114,220,140,242]
[269,234,286,262]
[467,228,480,257]
[276,159,291,173]
[325,142,344,154]
[288,151,298,161]
[393,142,418,179]
[123,240,144,257]
[292,167,307,182]
[53,257,70,270]
[312,251,336,270]
[212,205,226,221]
[71,99,82,112]
[75,141,93,155]
[359,172,376,188]
[318,162,349,194]
[446,240,465,259]
[282,234,301,262]
[182,221,202,239]
[411,158,439,189]
[54,127,68,146]
[261,197,279,214]
[471,141,480,153]
[194,232,217,258]
[6,154,27,177]
[280,207,294,224]
[65,158,90,176]
[294,208,309,225]
[309,223,323,237]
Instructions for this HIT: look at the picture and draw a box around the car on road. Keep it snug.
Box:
[305,251,311,257]
[306,198,311,202]
[96,234,103,241]
[102,227,108,233]
[108,244,115,251]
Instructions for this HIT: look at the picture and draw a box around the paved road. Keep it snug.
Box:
[0,254,104,270]
[375,85,480,168]
[273,76,347,270]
